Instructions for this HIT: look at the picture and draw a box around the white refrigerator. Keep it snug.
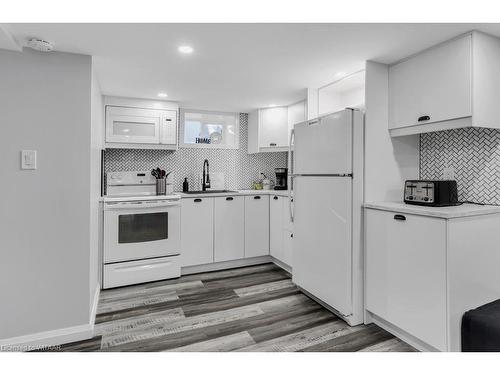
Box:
[289,108,364,325]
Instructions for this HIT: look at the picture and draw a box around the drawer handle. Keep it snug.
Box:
[254,196,261,200]
[418,115,430,122]
[269,142,277,147]
[273,196,278,200]
[226,197,234,201]
[194,198,202,202]
[394,214,406,221]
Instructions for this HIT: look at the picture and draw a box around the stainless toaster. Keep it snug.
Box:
[404,180,459,206]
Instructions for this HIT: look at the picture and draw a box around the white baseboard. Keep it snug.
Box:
[367,310,438,352]
[0,324,94,352]
[90,284,100,327]
[270,257,292,273]
[181,256,272,275]
[0,285,101,352]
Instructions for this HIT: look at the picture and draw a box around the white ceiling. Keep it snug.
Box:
[2,23,500,112]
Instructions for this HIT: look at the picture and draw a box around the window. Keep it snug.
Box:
[181,110,239,149]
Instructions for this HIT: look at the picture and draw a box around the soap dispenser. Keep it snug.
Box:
[182,177,189,192]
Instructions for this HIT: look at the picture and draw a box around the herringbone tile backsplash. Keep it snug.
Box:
[105,113,288,192]
[420,128,500,205]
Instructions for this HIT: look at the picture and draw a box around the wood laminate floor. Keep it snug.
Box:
[49,263,417,352]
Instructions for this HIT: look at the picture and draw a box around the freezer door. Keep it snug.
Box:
[294,109,353,175]
[292,176,352,316]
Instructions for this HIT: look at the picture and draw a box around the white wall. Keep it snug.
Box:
[90,62,104,310]
[0,49,92,342]
[364,61,419,202]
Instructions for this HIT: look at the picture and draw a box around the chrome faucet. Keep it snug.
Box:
[202,159,210,191]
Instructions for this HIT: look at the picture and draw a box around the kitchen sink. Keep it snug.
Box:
[183,190,237,194]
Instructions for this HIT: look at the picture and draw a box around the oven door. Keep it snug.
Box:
[104,199,180,263]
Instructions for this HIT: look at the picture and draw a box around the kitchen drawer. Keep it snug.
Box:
[103,256,180,289]
[365,208,447,351]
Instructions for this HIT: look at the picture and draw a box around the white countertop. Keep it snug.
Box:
[177,189,291,198]
[364,201,500,219]
[101,190,290,202]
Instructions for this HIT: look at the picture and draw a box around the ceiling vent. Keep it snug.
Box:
[27,38,54,52]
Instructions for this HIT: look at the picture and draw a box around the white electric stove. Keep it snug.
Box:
[102,171,181,289]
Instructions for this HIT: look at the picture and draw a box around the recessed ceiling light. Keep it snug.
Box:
[157,92,168,98]
[178,45,194,54]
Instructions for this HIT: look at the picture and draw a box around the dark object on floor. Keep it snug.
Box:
[462,299,500,352]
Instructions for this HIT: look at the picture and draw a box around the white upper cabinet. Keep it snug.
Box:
[259,107,288,149]
[248,100,306,153]
[389,32,500,136]
[104,96,178,149]
[287,100,307,144]
[318,70,365,116]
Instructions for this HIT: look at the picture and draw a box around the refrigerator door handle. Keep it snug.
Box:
[288,128,295,223]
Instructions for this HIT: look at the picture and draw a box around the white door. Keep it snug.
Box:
[294,110,352,175]
[181,197,214,267]
[244,195,270,257]
[214,196,244,262]
[270,195,284,262]
[389,34,472,130]
[292,176,352,316]
[106,106,161,144]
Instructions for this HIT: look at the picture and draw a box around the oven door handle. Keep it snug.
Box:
[114,260,174,272]
[105,200,180,210]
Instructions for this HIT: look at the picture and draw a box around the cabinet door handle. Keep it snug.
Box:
[394,214,406,221]
[194,198,202,203]
[269,142,277,147]
[418,115,430,122]
[254,196,261,200]
[273,196,278,200]
[226,197,234,201]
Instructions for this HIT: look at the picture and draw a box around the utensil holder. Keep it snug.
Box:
[156,178,166,195]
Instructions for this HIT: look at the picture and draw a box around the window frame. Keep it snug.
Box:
[180,109,240,149]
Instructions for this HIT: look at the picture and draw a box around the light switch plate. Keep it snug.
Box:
[21,150,37,170]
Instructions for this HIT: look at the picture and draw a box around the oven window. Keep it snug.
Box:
[118,212,168,243]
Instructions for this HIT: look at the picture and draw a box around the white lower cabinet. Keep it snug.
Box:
[365,206,500,351]
[214,196,245,262]
[365,209,447,351]
[282,230,293,266]
[269,194,293,267]
[270,195,284,261]
[181,197,214,267]
[244,195,270,257]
